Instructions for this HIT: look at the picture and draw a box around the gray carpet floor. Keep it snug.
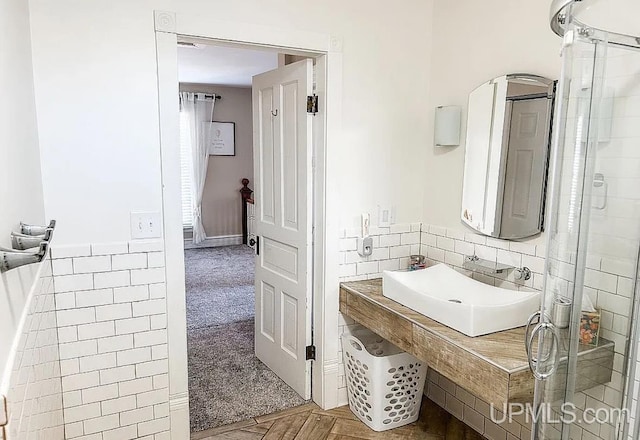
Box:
[185,246,306,433]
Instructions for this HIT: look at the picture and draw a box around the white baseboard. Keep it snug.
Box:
[169,392,190,440]
[183,234,243,249]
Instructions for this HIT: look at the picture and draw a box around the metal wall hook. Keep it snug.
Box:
[1,242,48,273]
[11,227,53,250]
[271,109,278,117]
[1,220,55,272]
[21,220,56,236]
[0,244,39,253]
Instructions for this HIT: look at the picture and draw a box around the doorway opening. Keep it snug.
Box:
[176,38,322,435]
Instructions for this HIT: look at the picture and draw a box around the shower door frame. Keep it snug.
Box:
[531,30,606,439]
[532,10,640,439]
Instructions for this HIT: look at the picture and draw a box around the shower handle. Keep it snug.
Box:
[527,322,561,381]
[525,310,541,359]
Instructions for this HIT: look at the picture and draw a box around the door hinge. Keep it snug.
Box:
[305,345,316,360]
[307,94,318,115]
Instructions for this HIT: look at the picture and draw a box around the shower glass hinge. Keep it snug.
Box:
[561,30,575,53]
[307,95,318,115]
[305,345,316,360]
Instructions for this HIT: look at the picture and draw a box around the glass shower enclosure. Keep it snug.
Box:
[528,1,640,439]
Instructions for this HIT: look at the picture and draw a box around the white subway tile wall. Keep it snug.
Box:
[422,224,636,440]
[3,256,65,440]
[338,222,639,439]
[336,223,422,405]
[51,241,169,440]
[597,47,640,440]
[427,368,533,440]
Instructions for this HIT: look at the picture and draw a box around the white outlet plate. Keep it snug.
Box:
[130,212,162,239]
[378,206,395,227]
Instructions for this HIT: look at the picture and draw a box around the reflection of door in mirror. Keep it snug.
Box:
[461,74,555,240]
[500,98,551,238]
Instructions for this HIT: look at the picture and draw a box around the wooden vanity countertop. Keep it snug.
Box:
[339,278,614,406]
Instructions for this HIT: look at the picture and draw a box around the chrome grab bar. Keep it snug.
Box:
[527,321,561,381]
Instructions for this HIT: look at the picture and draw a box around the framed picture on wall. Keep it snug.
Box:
[204,121,235,156]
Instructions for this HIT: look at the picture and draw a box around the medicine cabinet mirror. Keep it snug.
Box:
[461,74,556,239]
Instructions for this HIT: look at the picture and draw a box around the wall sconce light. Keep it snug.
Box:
[434,105,461,147]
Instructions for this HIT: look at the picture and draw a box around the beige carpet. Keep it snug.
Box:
[185,246,306,433]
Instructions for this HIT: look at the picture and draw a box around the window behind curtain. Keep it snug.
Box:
[179,110,193,228]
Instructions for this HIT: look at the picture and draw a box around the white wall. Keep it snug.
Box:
[28,0,435,244]
[0,0,45,244]
[27,1,435,430]
[29,3,164,244]
[0,0,46,386]
[423,0,561,235]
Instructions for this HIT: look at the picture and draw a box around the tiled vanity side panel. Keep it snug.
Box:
[337,222,422,405]
[50,241,170,440]
[426,368,532,440]
[3,256,65,440]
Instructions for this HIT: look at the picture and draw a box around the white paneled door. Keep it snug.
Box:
[500,97,551,238]
[252,59,313,399]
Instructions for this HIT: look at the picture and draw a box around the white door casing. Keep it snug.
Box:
[157,15,343,435]
[252,59,313,399]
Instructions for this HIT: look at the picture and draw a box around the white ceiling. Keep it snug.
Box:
[177,43,279,87]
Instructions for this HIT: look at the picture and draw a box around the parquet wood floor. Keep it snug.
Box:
[191,398,485,440]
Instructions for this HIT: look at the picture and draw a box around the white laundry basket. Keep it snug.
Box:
[341,328,427,432]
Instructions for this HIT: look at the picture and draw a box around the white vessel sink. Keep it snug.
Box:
[382,264,541,337]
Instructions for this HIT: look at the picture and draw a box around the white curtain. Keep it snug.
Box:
[179,92,215,244]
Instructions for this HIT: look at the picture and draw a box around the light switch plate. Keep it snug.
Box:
[130,212,162,239]
[378,206,395,227]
